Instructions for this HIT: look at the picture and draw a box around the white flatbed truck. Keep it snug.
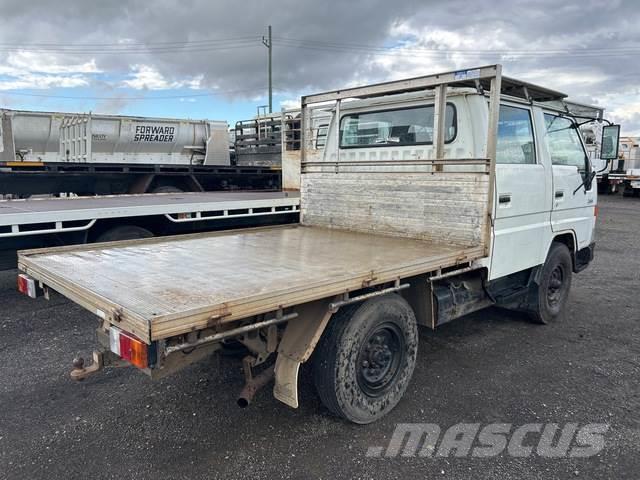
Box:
[18,65,613,423]
[0,191,299,269]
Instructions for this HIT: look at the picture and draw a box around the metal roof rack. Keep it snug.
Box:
[541,99,604,121]
[498,76,566,102]
[301,65,567,105]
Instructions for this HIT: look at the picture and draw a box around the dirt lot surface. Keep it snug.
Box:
[0,195,638,479]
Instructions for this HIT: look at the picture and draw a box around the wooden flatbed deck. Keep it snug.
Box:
[18,224,485,342]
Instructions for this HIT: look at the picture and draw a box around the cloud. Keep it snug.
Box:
[280,98,300,110]
[0,0,638,132]
[0,51,98,90]
[1,52,101,75]
[121,65,202,90]
[0,74,89,90]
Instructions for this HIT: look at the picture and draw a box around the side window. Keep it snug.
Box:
[544,114,587,169]
[496,105,536,164]
[315,124,328,149]
[339,104,456,148]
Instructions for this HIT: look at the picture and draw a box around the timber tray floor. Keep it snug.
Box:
[19,225,484,341]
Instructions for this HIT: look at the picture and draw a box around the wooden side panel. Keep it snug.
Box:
[301,170,489,247]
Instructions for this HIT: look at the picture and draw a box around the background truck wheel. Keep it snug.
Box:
[529,242,572,324]
[95,225,153,242]
[151,186,183,194]
[312,294,418,424]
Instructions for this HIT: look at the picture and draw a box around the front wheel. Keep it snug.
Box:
[529,242,573,324]
[312,294,418,424]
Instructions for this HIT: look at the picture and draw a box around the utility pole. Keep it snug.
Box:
[262,25,273,113]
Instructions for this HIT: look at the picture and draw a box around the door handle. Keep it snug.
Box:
[555,191,564,199]
[498,194,511,204]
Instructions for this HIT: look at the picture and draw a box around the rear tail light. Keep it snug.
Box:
[17,274,37,298]
[109,326,150,369]
[594,205,599,217]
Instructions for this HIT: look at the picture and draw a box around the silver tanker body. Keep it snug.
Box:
[0,108,229,165]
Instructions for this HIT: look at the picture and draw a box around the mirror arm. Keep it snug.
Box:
[573,170,597,196]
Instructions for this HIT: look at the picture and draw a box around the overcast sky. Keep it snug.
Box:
[0,0,638,133]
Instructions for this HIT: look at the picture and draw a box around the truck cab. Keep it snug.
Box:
[315,84,598,286]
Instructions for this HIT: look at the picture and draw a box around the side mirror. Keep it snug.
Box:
[600,124,620,160]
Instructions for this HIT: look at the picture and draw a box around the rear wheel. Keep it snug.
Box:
[529,242,572,324]
[312,294,418,424]
[622,184,638,197]
[95,225,153,243]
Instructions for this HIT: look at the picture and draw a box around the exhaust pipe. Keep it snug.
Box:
[237,364,275,408]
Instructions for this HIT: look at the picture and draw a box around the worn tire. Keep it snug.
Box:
[529,242,573,324]
[312,294,418,424]
[95,225,153,242]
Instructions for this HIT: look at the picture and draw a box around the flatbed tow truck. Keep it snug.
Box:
[18,65,610,423]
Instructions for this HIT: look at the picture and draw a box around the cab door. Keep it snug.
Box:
[543,114,596,250]
[490,104,550,280]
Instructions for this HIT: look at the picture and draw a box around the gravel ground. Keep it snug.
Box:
[0,195,638,479]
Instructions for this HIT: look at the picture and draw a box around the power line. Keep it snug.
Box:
[273,37,640,58]
[3,33,640,57]
[0,86,283,101]
[0,42,261,55]
[0,36,263,55]
[0,35,260,48]
[273,36,640,54]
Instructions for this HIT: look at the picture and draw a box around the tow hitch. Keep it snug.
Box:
[70,350,127,380]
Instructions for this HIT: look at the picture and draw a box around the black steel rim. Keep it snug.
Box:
[547,264,565,307]
[356,322,405,397]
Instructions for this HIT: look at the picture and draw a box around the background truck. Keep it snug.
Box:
[18,64,612,424]
[0,190,299,270]
[0,109,279,196]
[615,136,640,197]
[233,109,330,167]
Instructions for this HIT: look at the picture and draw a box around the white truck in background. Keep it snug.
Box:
[615,136,640,197]
[583,120,639,197]
[18,65,617,424]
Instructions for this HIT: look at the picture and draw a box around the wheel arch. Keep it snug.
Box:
[549,230,577,270]
[551,231,577,253]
